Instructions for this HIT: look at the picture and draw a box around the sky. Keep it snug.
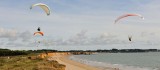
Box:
[0,0,160,50]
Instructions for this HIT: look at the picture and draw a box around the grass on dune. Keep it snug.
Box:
[0,55,42,70]
[0,54,65,70]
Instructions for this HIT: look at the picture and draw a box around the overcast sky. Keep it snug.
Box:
[0,0,160,50]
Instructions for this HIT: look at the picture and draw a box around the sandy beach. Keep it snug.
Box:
[48,55,99,70]
[48,55,119,70]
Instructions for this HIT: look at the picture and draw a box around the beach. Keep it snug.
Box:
[48,55,118,70]
[48,55,100,70]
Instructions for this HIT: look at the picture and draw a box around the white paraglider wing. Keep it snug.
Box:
[30,3,50,16]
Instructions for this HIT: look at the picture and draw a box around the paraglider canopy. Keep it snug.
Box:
[30,3,51,16]
[114,13,144,24]
[114,13,144,41]
[34,31,44,36]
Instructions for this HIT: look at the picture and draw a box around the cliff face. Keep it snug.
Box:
[38,52,71,58]
[38,52,94,58]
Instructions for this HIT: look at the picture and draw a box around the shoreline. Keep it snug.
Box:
[48,55,119,70]
[49,55,101,70]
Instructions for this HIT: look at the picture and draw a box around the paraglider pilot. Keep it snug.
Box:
[37,27,40,31]
[128,36,132,41]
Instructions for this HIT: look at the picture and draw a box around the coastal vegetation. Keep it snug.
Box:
[0,48,159,57]
[0,52,65,70]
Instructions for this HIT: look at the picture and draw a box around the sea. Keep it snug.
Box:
[69,52,160,70]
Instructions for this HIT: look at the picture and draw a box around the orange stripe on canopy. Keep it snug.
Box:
[34,31,44,36]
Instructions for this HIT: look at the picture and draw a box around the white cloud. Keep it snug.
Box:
[0,28,17,41]
[19,31,32,42]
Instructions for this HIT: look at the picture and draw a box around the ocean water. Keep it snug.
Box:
[69,52,160,70]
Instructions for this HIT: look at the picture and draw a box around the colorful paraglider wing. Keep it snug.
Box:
[30,3,50,16]
[115,14,144,24]
[34,32,44,36]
